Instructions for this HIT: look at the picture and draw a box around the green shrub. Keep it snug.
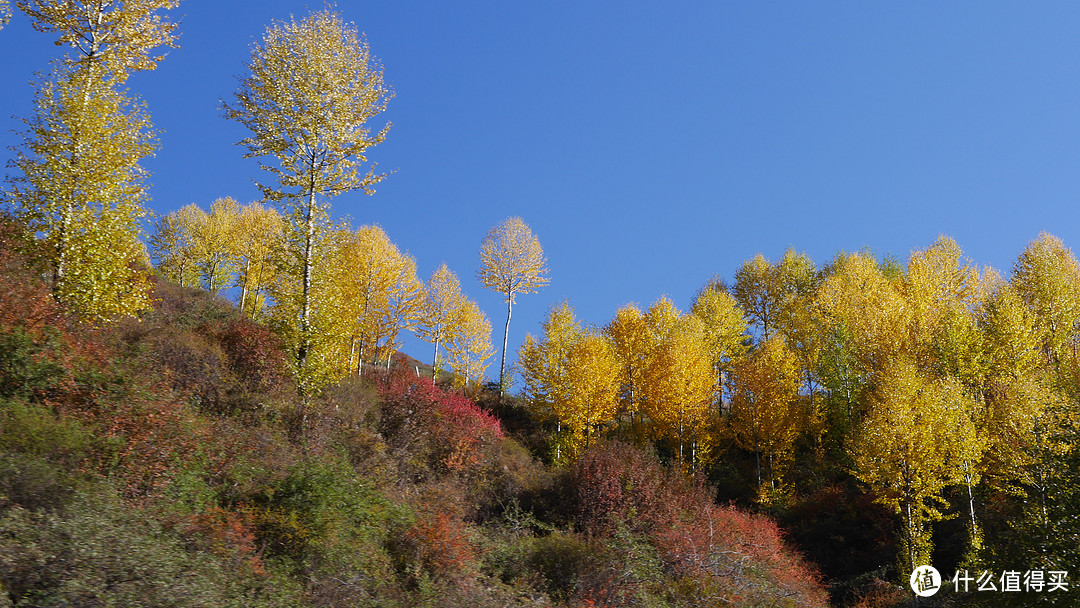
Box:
[0,399,93,464]
[0,491,303,608]
[0,452,76,512]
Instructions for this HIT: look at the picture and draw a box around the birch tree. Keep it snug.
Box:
[445,299,495,393]
[478,216,549,396]
[417,263,466,380]
[223,9,392,391]
[8,0,181,321]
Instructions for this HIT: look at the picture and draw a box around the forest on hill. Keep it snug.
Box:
[2,2,1080,607]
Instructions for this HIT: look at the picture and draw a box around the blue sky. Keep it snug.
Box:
[4,2,1080,383]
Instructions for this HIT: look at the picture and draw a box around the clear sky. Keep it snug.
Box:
[3,2,1080,383]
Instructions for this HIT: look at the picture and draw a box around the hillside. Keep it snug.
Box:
[0,219,828,608]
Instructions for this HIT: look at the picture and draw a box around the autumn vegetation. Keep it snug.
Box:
[2,2,1079,608]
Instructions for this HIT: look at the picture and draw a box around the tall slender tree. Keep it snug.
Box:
[223,9,392,391]
[478,217,549,396]
[417,263,466,380]
[8,0,181,321]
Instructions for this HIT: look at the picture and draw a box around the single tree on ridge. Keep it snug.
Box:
[478,217,549,397]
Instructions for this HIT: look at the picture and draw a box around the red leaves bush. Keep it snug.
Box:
[571,442,829,607]
[376,368,503,477]
[401,506,479,580]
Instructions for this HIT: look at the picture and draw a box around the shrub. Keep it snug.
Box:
[0,452,76,512]
[0,491,301,608]
[248,457,394,573]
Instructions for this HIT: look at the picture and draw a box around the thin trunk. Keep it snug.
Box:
[906,501,916,573]
[499,292,512,397]
[239,258,251,315]
[966,472,979,547]
[755,449,762,497]
[432,330,441,381]
[679,421,684,465]
[298,172,316,379]
[556,420,561,461]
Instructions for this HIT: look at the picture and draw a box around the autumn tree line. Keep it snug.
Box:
[520,233,1080,582]
[148,196,497,394]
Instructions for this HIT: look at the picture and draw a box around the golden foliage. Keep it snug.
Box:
[728,335,802,499]
[9,66,155,322]
[445,299,495,392]
[222,9,392,203]
[639,298,715,465]
[848,358,983,572]
[603,304,649,420]
[519,302,619,459]
[17,0,181,78]
[478,216,549,394]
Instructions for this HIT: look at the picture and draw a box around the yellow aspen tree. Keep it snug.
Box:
[901,237,992,549]
[445,299,495,393]
[812,253,910,456]
[1011,232,1080,367]
[224,9,392,389]
[814,253,909,383]
[478,216,550,396]
[563,332,620,452]
[902,236,986,371]
[603,304,650,430]
[417,263,466,380]
[8,67,154,321]
[982,282,1073,547]
[848,359,982,577]
[327,225,396,376]
[375,250,423,370]
[267,228,345,394]
[727,335,802,501]
[150,204,201,288]
[519,302,581,426]
[690,286,749,407]
[640,298,714,467]
[519,302,618,459]
[0,1,9,29]
[189,196,240,292]
[773,251,827,442]
[17,0,181,77]
[8,0,180,321]
[733,253,784,340]
[233,201,284,319]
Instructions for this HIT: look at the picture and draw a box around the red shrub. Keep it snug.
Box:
[377,369,503,475]
[402,507,479,580]
[182,505,266,576]
[572,441,684,536]
[572,442,829,607]
[209,318,288,393]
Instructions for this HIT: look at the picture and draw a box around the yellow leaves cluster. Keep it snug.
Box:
[223,9,392,203]
[728,335,802,499]
[18,0,181,78]
[520,302,618,460]
[444,300,495,393]
[639,298,715,464]
[151,199,285,316]
[9,55,158,322]
[8,0,182,322]
[417,263,493,389]
[849,358,983,571]
[478,217,550,302]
